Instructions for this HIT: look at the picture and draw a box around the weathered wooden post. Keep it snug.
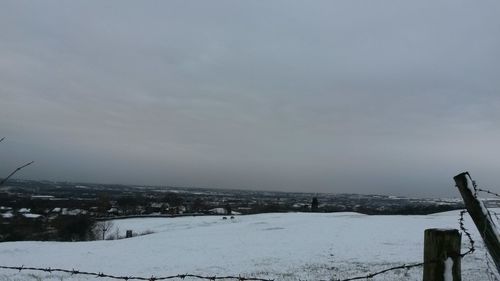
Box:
[423,228,461,281]
[454,172,500,274]
[126,230,133,238]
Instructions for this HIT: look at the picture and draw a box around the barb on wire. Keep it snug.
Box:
[0,265,273,281]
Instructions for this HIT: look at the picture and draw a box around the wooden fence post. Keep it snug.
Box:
[423,228,461,281]
[454,172,500,274]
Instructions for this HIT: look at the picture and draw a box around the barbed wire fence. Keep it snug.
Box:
[474,182,500,281]
[0,207,479,281]
[0,260,460,281]
[0,266,275,281]
[0,184,498,280]
[0,138,496,279]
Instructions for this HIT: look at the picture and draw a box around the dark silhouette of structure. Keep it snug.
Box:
[311,197,319,212]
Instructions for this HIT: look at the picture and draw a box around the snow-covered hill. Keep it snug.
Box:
[0,211,494,280]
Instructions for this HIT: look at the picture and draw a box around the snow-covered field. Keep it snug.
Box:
[0,210,495,280]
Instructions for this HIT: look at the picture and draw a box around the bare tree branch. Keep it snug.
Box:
[0,161,34,186]
[94,221,115,240]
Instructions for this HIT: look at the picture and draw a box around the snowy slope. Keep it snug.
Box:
[0,210,495,280]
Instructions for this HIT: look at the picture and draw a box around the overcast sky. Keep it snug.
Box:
[1,1,500,197]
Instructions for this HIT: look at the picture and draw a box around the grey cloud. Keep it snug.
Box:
[1,0,500,196]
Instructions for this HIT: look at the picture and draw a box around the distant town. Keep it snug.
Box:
[1,179,499,242]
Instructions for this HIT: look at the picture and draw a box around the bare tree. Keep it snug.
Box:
[94,221,114,240]
[0,137,34,186]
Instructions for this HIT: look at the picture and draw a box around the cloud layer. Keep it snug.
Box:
[1,1,500,196]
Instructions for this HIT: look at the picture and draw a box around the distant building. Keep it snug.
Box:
[208,207,228,215]
[18,208,31,213]
[31,195,55,200]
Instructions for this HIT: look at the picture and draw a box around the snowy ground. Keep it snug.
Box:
[0,210,496,280]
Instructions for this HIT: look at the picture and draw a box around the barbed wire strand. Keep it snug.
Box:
[330,261,427,281]
[0,266,274,281]
[477,188,500,199]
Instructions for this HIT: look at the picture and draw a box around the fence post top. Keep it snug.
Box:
[425,228,460,234]
[453,172,471,181]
